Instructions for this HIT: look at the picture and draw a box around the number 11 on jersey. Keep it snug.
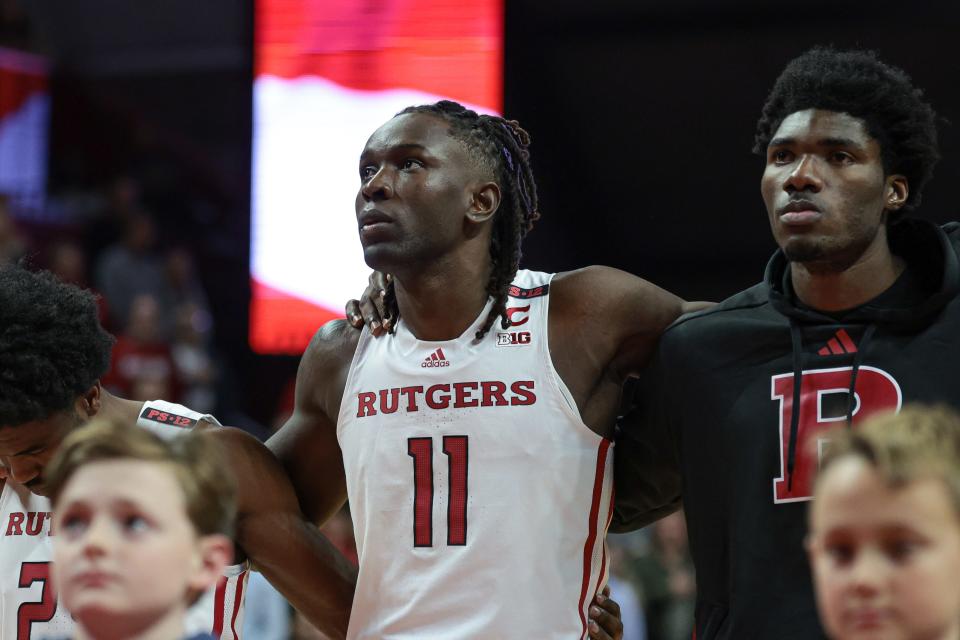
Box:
[407,436,468,548]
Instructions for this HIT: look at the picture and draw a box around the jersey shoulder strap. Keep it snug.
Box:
[136,399,221,440]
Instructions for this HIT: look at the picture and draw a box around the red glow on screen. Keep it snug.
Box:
[250,0,503,354]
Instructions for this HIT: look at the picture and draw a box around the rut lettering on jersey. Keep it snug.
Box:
[5,512,52,537]
[771,366,902,502]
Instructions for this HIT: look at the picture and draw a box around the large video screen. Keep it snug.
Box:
[251,0,504,354]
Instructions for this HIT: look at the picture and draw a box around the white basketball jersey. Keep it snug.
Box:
[338,270,614,639]
[0,400,248,640]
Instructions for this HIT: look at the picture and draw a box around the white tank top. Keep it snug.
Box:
[0,400,248,640]
[338,270,613,639]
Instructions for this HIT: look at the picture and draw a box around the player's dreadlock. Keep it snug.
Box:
[382,100,540,341]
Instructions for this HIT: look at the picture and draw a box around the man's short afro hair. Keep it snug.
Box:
[754,47,940,215]
[0,264,115,426]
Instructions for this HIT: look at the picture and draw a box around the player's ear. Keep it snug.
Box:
[466,182,500,224]
[76,383,102,418]
[883,174,908,213]
[189,534,233,594]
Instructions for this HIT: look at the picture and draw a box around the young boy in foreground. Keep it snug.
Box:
[46,420,235,640]
[808,406,960,640]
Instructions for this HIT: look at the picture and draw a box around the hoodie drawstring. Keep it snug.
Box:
[786,320,803,491]
[845,324,877,425]
[786,322,878,490]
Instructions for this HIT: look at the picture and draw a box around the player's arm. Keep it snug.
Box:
[267,321,354,525]
[548,265,686,384]
[610,337,683,532]
[551,267,688,530]
[209,426,356,639]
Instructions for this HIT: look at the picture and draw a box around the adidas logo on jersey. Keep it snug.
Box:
[422,347,450,367]
[817,329,858,356]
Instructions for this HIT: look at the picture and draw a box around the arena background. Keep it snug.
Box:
[3,2,960,637]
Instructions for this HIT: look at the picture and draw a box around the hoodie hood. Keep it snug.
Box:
[764,218,960,330]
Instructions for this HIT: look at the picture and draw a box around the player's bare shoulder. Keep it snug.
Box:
[551,265,684,334]
[306,319,362,364]
[550,266,686,380]
[296,319,363,419]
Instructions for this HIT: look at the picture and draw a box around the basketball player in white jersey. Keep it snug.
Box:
[268,100,696,638]
[0,265,356,639]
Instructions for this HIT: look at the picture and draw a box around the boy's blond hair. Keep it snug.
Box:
[818,405,960,514]
[46,418,237,537]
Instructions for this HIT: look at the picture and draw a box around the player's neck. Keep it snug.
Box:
[790,231,904,313]
[74,605,186,640]
[393,256,492,341]
[97,389,147,425]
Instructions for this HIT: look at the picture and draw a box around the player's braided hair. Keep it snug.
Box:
[384,100,540,341]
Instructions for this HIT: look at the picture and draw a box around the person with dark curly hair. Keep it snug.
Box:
[0,263,359,639]
[613,47,960,639]
[268,100,708,638]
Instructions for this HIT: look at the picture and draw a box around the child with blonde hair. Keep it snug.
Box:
[46,419,236,640]
[808,405,960,640]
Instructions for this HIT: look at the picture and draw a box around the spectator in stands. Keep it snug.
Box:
[46,419,234,640]
[160,248,211,327]
[630,511,696,640]
[102,293,178,400]
[171,301,217,414]
[47,239,89,286]
[95,211,165,329]
[83,176,145,266]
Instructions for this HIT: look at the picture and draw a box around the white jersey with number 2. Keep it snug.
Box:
[338,270,613,639]
[0,400,248,640]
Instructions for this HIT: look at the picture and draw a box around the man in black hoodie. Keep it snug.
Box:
[612,48,952,639]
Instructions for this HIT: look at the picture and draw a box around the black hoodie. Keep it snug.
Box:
[612,219,960,639]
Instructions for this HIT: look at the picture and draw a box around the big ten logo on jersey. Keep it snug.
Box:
[771,366,902,503]
[5,511,53,537]
[498,304,533,347]
[139,407,196,428]
[497,331,531,347]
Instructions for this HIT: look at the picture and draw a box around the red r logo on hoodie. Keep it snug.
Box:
[771,366,902,503]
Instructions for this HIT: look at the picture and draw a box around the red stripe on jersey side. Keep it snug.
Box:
[229,570,248,640]
[577,438,611,639]
[212,575,228,637]
[836,328,858,353]
[591,493,616,598]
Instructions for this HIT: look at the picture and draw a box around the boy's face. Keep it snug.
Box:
[51,460,228,634]
[808,456,960,640]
